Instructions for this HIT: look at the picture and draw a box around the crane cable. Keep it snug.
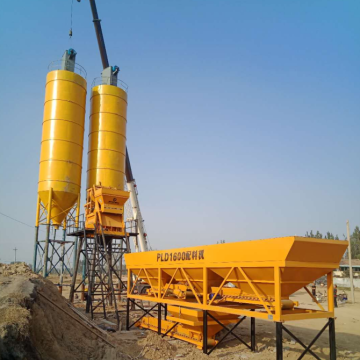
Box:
[69,0,74,38]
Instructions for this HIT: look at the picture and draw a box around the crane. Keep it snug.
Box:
[86,0,149,252]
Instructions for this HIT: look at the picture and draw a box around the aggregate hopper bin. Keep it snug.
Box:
[126,236,347,323]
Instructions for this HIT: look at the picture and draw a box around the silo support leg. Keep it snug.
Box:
[33,226,39,272]
[276,322,283,360]
[43,224,51,278]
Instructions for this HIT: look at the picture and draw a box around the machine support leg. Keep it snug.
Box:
[276,322,283,360]
[158,303,162,335]
[33,226,39,272]
[126,298,130,331]
[251,314,256,351]
[203,310,208,354]
[164,303,167,320]
[329,318,336,360]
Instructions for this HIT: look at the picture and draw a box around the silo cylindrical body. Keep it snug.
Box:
[38,70,87,226]
[87,85,127,190]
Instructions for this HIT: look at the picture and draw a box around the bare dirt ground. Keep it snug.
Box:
[0,264,126,360]
[1,266,359,360]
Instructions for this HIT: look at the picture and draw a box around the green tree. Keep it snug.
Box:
[305,230,322,238]
[350,226,360,260]
[305,231,338,240]
[324,232,334,239]
[305,226,360,259]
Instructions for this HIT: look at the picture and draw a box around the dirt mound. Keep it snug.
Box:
[0,264,124,360]
[138,331,176,359]
[0,262,35,277]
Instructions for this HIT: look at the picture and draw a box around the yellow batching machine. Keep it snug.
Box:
[33,49,87,285]
[125,236,347,359]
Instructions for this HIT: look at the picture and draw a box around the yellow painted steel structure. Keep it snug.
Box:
[87,85,127,190]
[85,185,130,236]
[138,306,239,349]
[85,84,129,236]
[37,70,87,227]
[126,236,347,347]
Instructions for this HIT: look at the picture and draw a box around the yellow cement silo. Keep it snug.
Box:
[86,84,127,190]
[37,68,87,227]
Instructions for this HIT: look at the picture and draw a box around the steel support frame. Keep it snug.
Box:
[275,319,336,360]
[202,311,253,355]
[126,299,167,333]
[33,194,79,281]
[126,298,156,330]
[69,231,131,329]
[33,223,75,278]
[70,237,130,298]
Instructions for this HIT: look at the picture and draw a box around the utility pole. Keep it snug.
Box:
[346,220,355,303]
[13,247,18,263]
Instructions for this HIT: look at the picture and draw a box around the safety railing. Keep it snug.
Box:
[66,214,138,236]
[66,213,86,236]
[48,60,87,79]
[91,77,128,92]
[125,219,138,234]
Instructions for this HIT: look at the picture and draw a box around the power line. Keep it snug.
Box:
[0,211,34,229]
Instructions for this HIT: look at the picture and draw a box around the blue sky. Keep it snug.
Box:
[0,0,359,263]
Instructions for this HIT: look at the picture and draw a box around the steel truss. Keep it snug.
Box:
[202,311,254,355]
[33,196,79,293]
[126,298,336,359]
[33,222,75,290]
[69,224,133,329]
[275,319,336,360]
[125,300,256,355]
